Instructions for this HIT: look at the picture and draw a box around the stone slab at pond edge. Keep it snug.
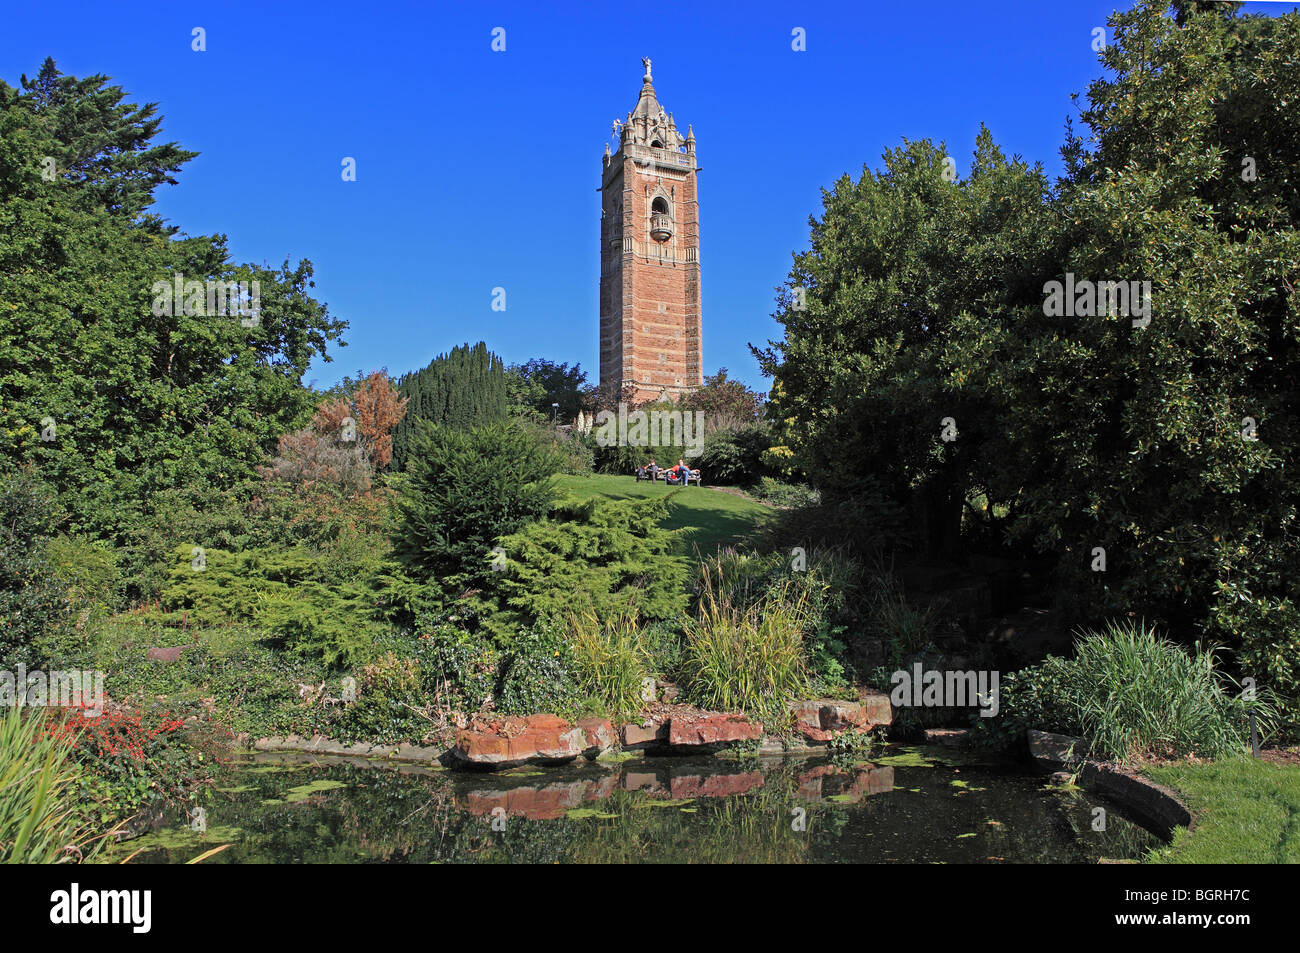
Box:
[789,693,892,743]
[1026,729,1193,841]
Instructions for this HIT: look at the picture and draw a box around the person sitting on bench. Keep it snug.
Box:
[665,460,699,485]
[636,458,661,482]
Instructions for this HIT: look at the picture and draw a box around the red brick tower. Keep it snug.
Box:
[599,58,702,404]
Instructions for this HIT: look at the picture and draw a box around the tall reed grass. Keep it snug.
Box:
[1063,620,1263,762]
[565,607,651,719]
[0,706,92,864]
[681,557,810,723]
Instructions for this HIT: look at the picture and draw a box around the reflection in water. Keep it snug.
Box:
[104,747,1160,864]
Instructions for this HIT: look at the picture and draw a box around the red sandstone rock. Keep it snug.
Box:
[666,712,762,746]
[790,698,879,743]
[577,717,617,755]
[620,720,668,747]
[454,714,586,766]
[860,690,893,726]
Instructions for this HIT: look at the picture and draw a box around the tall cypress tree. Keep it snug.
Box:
[390,342,508,470]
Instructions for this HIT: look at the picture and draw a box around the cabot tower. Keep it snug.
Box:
[599,59,702,403]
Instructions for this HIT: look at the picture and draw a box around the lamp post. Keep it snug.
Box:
[552,402,559,427]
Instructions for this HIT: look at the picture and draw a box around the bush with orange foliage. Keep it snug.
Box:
[266,371,407,492]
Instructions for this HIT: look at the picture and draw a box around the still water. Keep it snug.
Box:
[106,745,1159,864]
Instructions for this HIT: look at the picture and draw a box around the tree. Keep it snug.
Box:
[754,127,1055,555]
[0,63,347,552]
[679,369,763,431]
[505,359,588,421]
[393,421,562,596]
[390,343,508,470]
[755,0,1300,734]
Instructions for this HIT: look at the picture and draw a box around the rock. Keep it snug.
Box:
[454,714,587,767]
[923,728,969,748]
[576,717,616,756]
[859,690,893,727]
[789,696,890,743]
[620,720,668,748]
[1027,729,1087,769]
[667,712,762,747]
[145,645,191,663]
[790,699,869,731]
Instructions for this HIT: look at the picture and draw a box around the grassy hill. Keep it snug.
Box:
[554,474,770,558]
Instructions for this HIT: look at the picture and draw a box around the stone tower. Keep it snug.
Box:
[599,58,702,404]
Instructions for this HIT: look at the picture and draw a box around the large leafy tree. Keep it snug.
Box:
[754,127,1055,555]
[756,1,1300,730]
[0,61,346,543]
[505,358,588,421]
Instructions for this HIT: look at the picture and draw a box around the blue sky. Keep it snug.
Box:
[3,1,1292,393]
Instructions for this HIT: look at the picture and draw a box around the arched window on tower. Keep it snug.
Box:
[650,196,673,243]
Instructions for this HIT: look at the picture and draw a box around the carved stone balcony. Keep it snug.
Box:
[650,213,674,242]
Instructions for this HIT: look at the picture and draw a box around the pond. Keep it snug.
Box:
[104,745,1160,864]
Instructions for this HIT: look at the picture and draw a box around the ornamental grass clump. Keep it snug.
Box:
[1065,620,1260,763]
[566,606,652,720]
[681,557,810,724]
[0,706,92,864]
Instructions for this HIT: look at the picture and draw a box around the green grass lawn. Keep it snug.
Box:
[554,474,771,558]
[1142,757,1300,863]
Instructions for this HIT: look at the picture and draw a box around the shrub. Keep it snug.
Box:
[339,652,427,745]
[488,497,689,641]
[1208,585,1300,743]
[47,705,220,828]
[496,623,581,716]
[160,544,390,668]
[746,484,913,557]
[0,466,70,669]
[686,548,860,697]
[46,536,120,616]
[681,558,810,724]
[984,619,1263,762]
[394,420,561,595]
[753,477,820,509]
[566,608,652,720]
[409,619,499,714]
[864,574,942,670]
[698,426,771,487]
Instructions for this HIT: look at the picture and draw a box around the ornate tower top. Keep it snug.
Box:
[609,59,692,159]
